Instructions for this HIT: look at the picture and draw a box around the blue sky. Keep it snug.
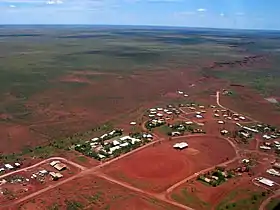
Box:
[0,0,279,29]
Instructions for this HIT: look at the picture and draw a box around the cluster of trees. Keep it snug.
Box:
[198,167,235,187]
[145,120,165,130]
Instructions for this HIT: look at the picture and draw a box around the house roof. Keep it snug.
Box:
[54,163,67,171]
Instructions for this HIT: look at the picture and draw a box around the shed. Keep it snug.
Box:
[54,163,67,171]
[49,172,63,181]
[4,164,14,170]
[50,161,60,167]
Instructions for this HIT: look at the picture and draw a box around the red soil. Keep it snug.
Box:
[102,135,236,193]
[170,168,266,210]
[220,86,280,126]
[14,175,181,210]
[0,124,48,153]
[1,68,202,153]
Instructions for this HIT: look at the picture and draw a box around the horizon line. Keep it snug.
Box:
[0,24,279,32]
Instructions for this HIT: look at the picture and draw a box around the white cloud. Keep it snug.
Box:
[220,13,224,17]
[197,8,206,12]
[9,5,16,8]
[46,0,63,5]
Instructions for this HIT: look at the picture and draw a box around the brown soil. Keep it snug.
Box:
[15,175,182,210]
[102,135,236,193]
[220,86,280,126]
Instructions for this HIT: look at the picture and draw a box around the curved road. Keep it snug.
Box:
[259,189,280,210]
[6,139,162,207]
[5,91,268,210]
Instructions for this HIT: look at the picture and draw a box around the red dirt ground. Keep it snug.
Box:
[220,86,280,127]
[0,68,203,153]
[102,135,236,193]
[14,175,182,210]
[0,160,82,206]
[170,165,269,210]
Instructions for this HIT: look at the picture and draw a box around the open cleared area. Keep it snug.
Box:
[102,136,236,192]
[15,175,182,210]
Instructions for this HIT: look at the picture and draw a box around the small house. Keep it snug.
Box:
[49,172,63,181]
[54,163,67,171]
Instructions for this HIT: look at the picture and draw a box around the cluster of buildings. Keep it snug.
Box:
[198,168,233,187]
[147,105,181,121]
[30,161,67,181]
[75,130,153,160]
[177,90,189,97]
[0,162,21,174]
[167,121,204,136]
[214,109,246,122]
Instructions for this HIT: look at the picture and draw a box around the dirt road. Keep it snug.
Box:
[0,157,86,180]
[259,189,280,210]
[95,172,195,210]
[5,139,161,207]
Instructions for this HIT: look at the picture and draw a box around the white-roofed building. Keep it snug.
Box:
[100,133,108,139]
[196,114,203,119]
[120,142,129,147]
[119,136,130,141]
[91,137,99,141]
[109,146,121,153]
[113,140,120,146]
[173,142,188,150]
[258,177,274,187]
[4,164,14,170]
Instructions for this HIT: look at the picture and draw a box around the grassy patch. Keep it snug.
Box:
[171,188,210,209]
[265,198,280,210]
[216,189,267,210]
[76,155,88,163]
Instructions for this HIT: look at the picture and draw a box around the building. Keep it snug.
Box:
[4,164,14,170]
[14,163,21,168]
[273,162,280,170]
[242,159,250,164]
[91,137,99,142]
[112,140,120,146]
[49,172,63,181]
[50,160,60,167]
[266,169,280,176]
[173,142,188,150]
[257,177,274,187]
[54,163,67,171]
[196,114,203,119]
[260,146,271,150]
[171,131,181,137]
[221,130,229,135]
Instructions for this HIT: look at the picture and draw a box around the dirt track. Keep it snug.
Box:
[4,90,276,210]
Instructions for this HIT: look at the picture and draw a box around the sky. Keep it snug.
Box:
[0,0,279,30]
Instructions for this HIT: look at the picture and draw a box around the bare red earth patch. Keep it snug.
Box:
[14,175,181,210]
[102,135,236,193]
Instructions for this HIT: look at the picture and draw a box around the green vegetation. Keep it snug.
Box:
[216,189,268,210]
[198,167,235,187]
[87,191,105,204]
[47,203,60,210]
[76,155,88,163]
[65,200,83,210]
[0,123,114,162]
[171,188,210,209]
[265,198,280,210]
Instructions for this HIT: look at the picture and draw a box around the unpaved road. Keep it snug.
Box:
[0,157,86,180]
[5,139,161,207]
